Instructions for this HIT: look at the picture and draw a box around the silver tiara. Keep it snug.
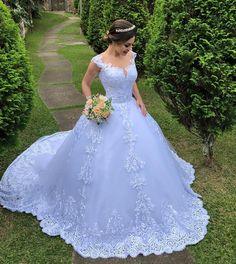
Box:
[115,25,135,33]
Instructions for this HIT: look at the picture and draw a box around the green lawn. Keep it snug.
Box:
[0,13,72,264]
[0,12,235,264]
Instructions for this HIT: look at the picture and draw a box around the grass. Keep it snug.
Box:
[57,19,86,41]
[0,12,72,264]
[0,12,235,264]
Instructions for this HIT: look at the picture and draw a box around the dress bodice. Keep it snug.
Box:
[91,51,138,103]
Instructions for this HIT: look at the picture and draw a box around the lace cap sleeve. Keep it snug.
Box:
[91,54,103,69]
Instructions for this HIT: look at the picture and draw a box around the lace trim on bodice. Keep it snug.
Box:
[0,113,210,258]
[91,51,137,78]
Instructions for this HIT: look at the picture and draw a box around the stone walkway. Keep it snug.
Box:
[38,15,86,131]
[37,12,194,264]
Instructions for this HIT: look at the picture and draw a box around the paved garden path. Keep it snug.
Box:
[37,12,194,264]
[38,15,86,131]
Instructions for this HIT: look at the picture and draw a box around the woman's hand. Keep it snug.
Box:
[136,98,148,116]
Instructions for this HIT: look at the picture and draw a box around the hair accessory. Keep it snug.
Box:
[115,25,135,33]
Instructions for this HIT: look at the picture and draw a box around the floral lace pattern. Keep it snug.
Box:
[117,103,156,231]
[91,51,137,104]
[0,50,210,259]
[145,114,196,185]
[77,122,103,219]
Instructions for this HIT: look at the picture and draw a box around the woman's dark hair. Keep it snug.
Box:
[103,19,137,44]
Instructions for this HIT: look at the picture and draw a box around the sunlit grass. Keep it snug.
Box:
[0,12,71,264]
[0,11,235,264]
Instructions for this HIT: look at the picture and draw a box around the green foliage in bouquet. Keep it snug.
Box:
[144,0,236,165]
[0,0,34,143]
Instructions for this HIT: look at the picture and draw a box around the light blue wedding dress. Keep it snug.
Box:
[0,51,209,259]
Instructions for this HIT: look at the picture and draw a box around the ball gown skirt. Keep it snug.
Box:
[0,51,210,259]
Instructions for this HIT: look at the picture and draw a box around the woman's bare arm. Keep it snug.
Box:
[132,81,148,116]
[81,62,100,99]
[132,81,143,101]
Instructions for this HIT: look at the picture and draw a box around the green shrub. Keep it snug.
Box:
[73,0,78,10]
[147,0,155,14]
[144,0,236,164]
[87,0,150,74]
[105,0,150,75]
[87,0,106,54]
[0,0,34,143]
[144,0,165,70]
[80,0,90,36]
[3,0,43,27]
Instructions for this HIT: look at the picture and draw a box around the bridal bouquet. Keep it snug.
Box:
[83,94,114,125]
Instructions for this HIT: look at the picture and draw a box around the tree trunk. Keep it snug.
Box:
[202,134,215,167]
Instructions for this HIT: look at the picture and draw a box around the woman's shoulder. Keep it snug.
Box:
[90,53,103,68]
[91,53,102,62]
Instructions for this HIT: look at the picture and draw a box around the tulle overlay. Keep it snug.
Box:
[0,51,209,258]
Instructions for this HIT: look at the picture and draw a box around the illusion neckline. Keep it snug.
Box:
[99,52,135,77]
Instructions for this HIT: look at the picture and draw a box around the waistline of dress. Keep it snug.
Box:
[108,95,134,104]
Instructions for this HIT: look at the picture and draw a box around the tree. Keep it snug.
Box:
[87,0,106,54]
[0,0,34,143]
[100,0,150,75]
[147,0,155,14]
[144,0,236,166]
[3,0,43,37]
[80,0,90,36]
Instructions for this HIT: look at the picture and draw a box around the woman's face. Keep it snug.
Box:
[113,36,135,56]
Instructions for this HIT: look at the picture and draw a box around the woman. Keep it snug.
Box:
[0,19,209,259]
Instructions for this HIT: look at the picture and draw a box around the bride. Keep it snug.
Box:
[0,19,209,259]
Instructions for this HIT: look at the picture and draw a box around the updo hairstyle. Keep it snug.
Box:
[103,19,137,44]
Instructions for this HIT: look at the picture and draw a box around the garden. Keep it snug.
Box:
[0,1,235,263]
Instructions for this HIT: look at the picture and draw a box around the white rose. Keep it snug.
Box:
[87,98,93,105]
[99,95,107,101]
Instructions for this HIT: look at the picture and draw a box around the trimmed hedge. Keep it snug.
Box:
[74,0,78,9]
[147,0,155,14]
[144,0,236,163]
[0,0,33,143]
[3,0,43,27]
[80,0,90,35]
[86,0,106,54]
